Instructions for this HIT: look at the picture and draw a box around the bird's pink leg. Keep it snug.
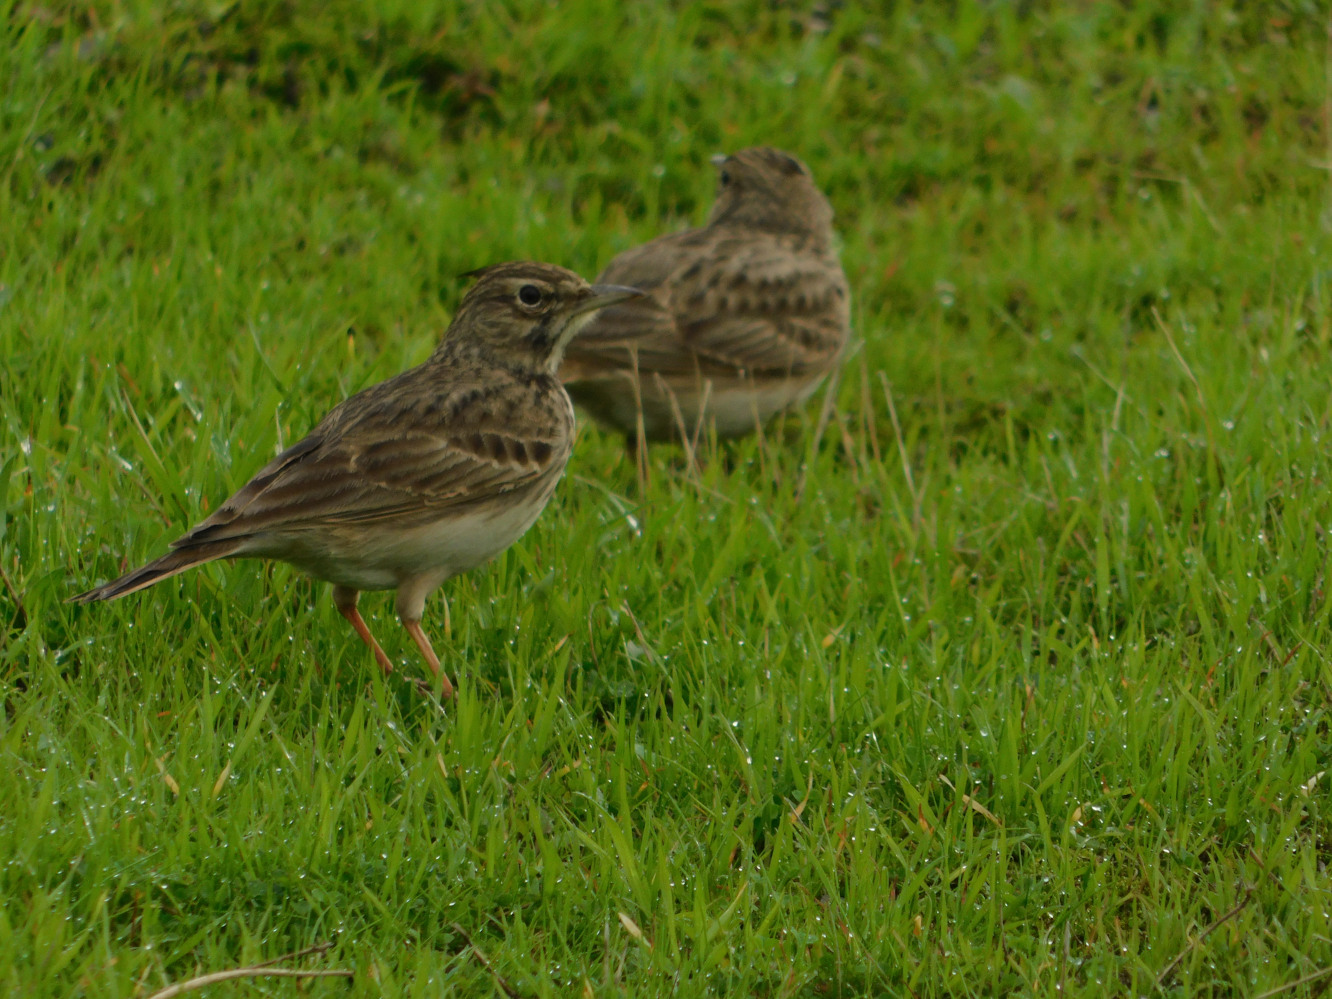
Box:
[403,619,455,699]
[333,586,394,675]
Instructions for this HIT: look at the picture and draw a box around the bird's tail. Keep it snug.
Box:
[69,539,243,603]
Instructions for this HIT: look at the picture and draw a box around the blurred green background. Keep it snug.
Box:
[2,2,1330,996]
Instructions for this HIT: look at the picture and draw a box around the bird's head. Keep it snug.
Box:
[706,146,835,244]
[441,262,641,374]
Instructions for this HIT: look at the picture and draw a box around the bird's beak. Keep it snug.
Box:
[710,153,729,168]
[571,283,645,317]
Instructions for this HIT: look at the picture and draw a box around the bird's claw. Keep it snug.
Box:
[412,675,455,700]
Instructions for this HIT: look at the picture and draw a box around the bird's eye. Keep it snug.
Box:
[518,284,543,306]
[719,170,732,186]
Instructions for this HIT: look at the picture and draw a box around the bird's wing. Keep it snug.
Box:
[565,231,849,380]
[179,370,569,546]
[672,238,850,376]
[561,230,709,377]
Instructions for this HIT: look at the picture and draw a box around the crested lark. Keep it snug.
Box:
[72,262,640,697]
[561,146,851,443]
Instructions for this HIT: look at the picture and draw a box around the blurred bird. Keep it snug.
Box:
[72,263,641,697]
[561,146,851,444]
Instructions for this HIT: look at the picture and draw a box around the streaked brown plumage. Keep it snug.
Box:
[72,263,640,696]
[561,146,851,443]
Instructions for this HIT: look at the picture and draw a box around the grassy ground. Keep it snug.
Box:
[2,1,1331,995]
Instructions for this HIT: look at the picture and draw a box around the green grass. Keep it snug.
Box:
[3,1,1332,995]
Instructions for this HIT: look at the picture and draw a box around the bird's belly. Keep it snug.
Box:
[633,372,827,439]
[269,490,556,592]
[568,366,831,441]
[704,375,827,436]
